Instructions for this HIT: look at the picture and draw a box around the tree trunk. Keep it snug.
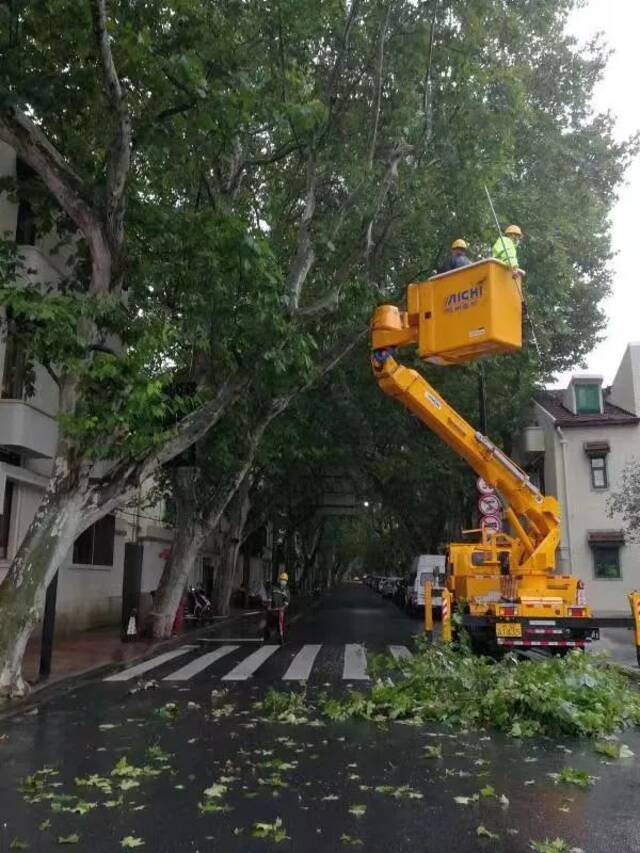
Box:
[211,475,252,617]
[0,483,86,698]
[147,468,204,639]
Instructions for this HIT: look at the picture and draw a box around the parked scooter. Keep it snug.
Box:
[187,584,212,620]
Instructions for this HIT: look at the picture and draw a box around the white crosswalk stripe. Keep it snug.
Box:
[102,642,413,683]
[388,645,412,661]
[163,645,239,681]
[104,646,198,682]
[221,644,280,681]
[343,644,369,680]
[283,644,322,681]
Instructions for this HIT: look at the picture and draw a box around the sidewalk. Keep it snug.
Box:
[22,608,262,687]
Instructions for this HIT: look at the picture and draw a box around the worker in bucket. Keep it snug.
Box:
[492,224,525,278]
[445,238,472,271]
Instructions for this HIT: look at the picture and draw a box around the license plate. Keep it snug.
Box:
[496,622,522,638]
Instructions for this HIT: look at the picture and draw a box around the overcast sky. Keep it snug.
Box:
[551,0,640,387]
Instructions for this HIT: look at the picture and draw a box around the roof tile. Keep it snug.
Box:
[537,390,639,427]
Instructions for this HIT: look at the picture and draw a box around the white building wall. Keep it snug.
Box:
[558,423,640,611]
[0,141,177,634]
[533,402,640,612]
[609,343,640,416]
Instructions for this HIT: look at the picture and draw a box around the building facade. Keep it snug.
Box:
[518,344,640,612]
[0,141,189,634]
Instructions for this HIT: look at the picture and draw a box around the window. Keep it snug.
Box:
[592,543,621,579]
[15,199,37,245]
[72,514,115,567]
[0,480,14,560]
[1,330,28,400]
[589,455,608,489]
[574,383,601,414]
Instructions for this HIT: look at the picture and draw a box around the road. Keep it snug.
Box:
[1,583,640,852]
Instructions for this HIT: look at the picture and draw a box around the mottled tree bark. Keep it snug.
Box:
[211,474,252,617]
[146,468,204,639]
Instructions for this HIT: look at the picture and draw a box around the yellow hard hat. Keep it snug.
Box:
[504,224,522,237]
[451,239,468,250]
[278,572,288,582]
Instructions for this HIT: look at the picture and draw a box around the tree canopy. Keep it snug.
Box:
[0,0,634,690]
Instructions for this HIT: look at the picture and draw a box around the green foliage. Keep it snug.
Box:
[1,0,631,447]
[250,818,289,843]
[320,644,640,738]
[549,766,597,788]
[529,838,578,853]
[608,460,640,542]
[260,688,310,724]
[594,740,634,759]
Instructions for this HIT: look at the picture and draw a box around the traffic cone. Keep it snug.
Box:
[125,609,138,642]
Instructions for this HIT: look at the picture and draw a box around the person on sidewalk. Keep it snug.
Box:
[262,572,291,644]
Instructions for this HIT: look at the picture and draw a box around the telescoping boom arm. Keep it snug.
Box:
[370,260,560,575]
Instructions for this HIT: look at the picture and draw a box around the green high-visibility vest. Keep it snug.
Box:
[492,235,519,268]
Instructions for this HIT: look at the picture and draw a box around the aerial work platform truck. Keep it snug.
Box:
[371,259,638,657]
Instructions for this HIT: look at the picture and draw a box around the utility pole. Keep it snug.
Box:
[39,570,59,681]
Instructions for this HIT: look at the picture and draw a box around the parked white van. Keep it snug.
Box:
[406,554,446,616]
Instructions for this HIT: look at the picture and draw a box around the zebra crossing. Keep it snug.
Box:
[103,642,412,684]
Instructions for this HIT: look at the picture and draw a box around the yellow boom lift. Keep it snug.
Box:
[371,259,602,654]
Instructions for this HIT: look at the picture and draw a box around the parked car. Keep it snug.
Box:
[405,555,446,616]
[380,577,400,598]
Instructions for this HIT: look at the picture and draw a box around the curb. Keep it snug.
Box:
[0,609,263,722]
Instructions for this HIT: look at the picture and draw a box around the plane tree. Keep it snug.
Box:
[0,0,632,695]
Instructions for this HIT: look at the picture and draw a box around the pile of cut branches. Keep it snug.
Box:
[320,643,640,738]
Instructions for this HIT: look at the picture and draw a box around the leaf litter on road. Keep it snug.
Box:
[476,825,499,840]
[548,767,597,788]
[120,837,145,848]
[530,839,584,853]
[340,834,364,846]
[250,818,289,843]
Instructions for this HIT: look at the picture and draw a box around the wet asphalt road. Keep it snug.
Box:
[1,583,640,852]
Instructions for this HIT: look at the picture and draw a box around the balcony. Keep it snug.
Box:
[0,399,58,458]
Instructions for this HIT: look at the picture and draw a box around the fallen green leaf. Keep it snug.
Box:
[121,837,145,849]
[250,818,289,843]
[549,767,597,789]
[340,834,364,846]
[529,839,577,853]
[454,795,479,806]
[348,804,367,817]
[476,825,499,840]
[57,835,80,845]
